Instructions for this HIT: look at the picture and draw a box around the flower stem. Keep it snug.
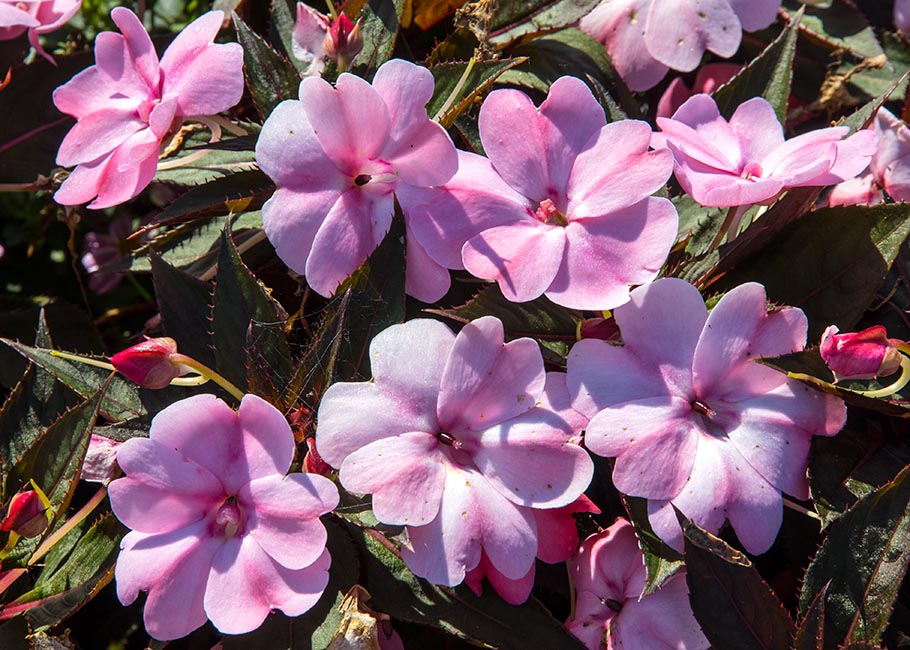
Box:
[50,350,116,372]
[782,497,821,522]
[170,354,245,401]
[844,353,910,399]
[433,57,477,126]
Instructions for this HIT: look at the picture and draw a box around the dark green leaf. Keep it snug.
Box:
[269,0,305,73]
[488,0,600,47]
[351,0,405,78]
[151,251,216,369]
[341,521,586,649]
[713,8,802,122]
[781,0,882,60]
[622,495,684,597]
[0,617,31,650]
[153,130,258,186]
[721,203,910,341]
[497,28,641,119]
[328,210,407,382]
[845,32,910,101]
[683,517,795,650]
[800,463,910,648]
[427,58,527,128]
[233,13,302,117]
[794,582,828,650]
[213,227,290,392]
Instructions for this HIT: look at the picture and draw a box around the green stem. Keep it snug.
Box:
[170,354,245,401]
[50,350,116,372]
[782,497,820,522]
[846,354,910,399]
[433,57,477,126]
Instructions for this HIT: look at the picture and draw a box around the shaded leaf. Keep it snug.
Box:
[683,517,795,650]
[622,495,684,597]
[153,130,258,187]
[213,227,290,392]
[713,8,802,122]
[233,13,302,117]
[800,464,910,648]
[781,0,883,60]
[794,582,828,650]
[285,292,348,413]
[427,58,527,127]
[721,203,910,341]
[351,0,405,78]
[488,0,600,48]
[845,32,910,101]
[0,617,31,650]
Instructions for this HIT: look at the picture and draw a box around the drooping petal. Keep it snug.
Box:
[535,495,599,563]
[159,12,243,116]
[437,317,545,433]
[545,197,678,310]
[55,109,146,167]
[205,536,330,634]
[462,221,567,303]
[465,552,535,605]
[116,522,222,641]
[241,472,338,570]
[290,2,328,76]
[404,220,452,303]
[109,438,222,534]
[614,573,708,650]
[339,432,447,526]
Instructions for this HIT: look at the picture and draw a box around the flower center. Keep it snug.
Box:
[534,198,568,226]
[137,98,160,123]
[603,598,623,613]
[354,174,372,186]
[690,399,716,418]
[740,162,764,181]
[212,496,243,538]
[436,431,462,449]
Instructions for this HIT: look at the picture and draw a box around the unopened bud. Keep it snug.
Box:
[111,337,187,389]
[820,325,905,381]
[2,488,50,539]
[304,437,333,477]
[578,317,618,341]
[323,14,362,66]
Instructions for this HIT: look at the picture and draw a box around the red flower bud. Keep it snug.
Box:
[304,437,333,477]
[111,337,186,389]
[820,325,904,381]
[2,489,49,539]
[323,13,362,65]
[578,317,619,341]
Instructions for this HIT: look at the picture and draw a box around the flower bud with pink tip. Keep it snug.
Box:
[2,487,50,539]
[820,325,905,381]
[323,13,362,71]
[111,337,189,389]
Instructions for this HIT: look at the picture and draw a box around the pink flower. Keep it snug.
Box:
[316,317,593,587]
[0,0,81,63]
[820,325,905,381]
[409,76,677,309]
[654,94,877,207]
[566,518,708,650]
[897,0,910,33]
[110,394,339,640]
[81,213,133,294]
[567,279,846,554]
[464,495,599,604]
[82,433,123,483]
[52,8,243,209]
[291,4,362,75]
[828,108,910,207]
[579,0,779,91]
[255,58,458,298]
[656,63,741,118]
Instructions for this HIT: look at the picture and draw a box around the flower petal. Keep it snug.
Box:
[645,0,741,72]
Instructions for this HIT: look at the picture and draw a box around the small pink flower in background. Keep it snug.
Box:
[828,108,910,207]
[110,336,190,389]
[110,394,339,640]
[81,213,133,294]
[579,0,779,91]
[568,279,846,554]
[820,325,905,381]
[291,4,362,76]
[81,434,123,483]
[255,58,458,298]
[896,0,910,33]
[654,94,877,207]
[656,63,741,118]
[52,8,243,209]
[465,495,599,604]
[409,76,678,309]
[566,518,709,650]
[0,0,81,63]
[316,317,593,588]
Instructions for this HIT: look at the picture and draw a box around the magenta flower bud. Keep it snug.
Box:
[322,13,362,65]
[578,317,618,341]
[820,325,905,381]
[111,337,186,389]
[303,437,333,477]
[2,489,49,539]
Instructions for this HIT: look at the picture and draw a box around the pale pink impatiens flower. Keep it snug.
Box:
[567,279,846,554]
[316,317,594,587]
[0,0,81,63]
[408,75,678,310]
[567,518,708,650]
[579,0,780,91]
[654,94,877,207]
[828,108,910,207]
[110,394,339,640]
[255,58,458,298]
[52,8,243,209]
